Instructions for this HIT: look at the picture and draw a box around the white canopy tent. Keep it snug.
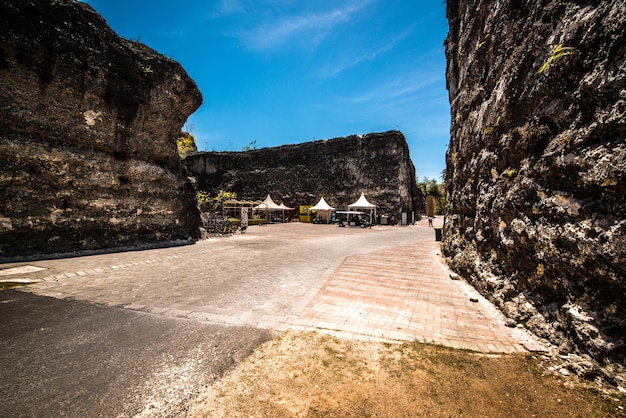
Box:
[253,194,282,210]
[253,194,284,222]
[310,197,335,223]
[278,202,295,222]
[348,193,377,225]
[310,197,335,211]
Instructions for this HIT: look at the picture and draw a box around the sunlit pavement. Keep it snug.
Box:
[1,220,545,353]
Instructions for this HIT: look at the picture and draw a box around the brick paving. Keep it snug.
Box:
[1,220,546,353]
[294,242,526,352]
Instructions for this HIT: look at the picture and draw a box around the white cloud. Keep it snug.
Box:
[236,2,373,51]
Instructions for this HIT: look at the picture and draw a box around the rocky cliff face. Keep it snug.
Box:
[0,0,202,258]
[444,0,625,383]
[185,131,422,221]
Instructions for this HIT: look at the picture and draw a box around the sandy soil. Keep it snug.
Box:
[187,331,625,418]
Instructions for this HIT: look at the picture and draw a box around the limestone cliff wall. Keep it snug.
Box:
[444,0,625,382]
[185,131,422,221]
[0,0,202,257]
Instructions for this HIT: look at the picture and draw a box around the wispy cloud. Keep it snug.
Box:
[341,69,444,105]
[210,0,245,18]
[236,2,373,51]
[317,25,415,78]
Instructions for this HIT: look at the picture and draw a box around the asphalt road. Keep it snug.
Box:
[0,290,272,417]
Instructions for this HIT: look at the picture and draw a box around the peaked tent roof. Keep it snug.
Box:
[253,194,283,210]
[310,197,335,211]
[348,193,376,209]
[279,203,295,210]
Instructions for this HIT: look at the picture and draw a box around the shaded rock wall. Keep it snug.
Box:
[185,131,422,221]
[0,0,202,258]
[444,0,625,382]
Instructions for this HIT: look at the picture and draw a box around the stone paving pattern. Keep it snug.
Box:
[1,219,546,353]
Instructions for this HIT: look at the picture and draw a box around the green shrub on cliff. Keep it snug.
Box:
[196,191,212,213]
[196,190,238,215]
[214,190,237,204]
[537,44,575,74]
[177,130,197,159]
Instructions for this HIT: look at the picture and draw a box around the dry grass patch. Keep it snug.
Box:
[188,331,624,417]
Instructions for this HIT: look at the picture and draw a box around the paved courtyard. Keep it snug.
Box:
[1,220,544,353]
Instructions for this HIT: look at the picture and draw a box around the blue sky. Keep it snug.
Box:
[82,0,450,181]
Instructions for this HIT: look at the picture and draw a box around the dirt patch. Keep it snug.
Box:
[188,331,624,417]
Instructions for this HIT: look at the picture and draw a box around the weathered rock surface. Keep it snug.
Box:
[184,131,422,221]
[0,0,202,258]
[444,0,625,384]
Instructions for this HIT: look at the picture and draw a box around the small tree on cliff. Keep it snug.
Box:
[176,130,197,159]
[242,140,258,151]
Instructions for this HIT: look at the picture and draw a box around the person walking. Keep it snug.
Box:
[428,216,433,227]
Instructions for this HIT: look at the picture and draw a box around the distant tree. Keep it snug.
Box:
[437,195,446,216]
[418,176,443,197]
[176,130,197,159]
[418,176,446,215]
